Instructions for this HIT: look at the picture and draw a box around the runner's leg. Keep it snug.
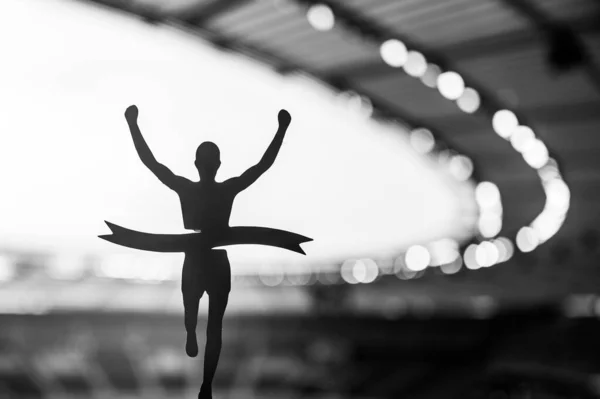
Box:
[182,252,205,358]
[199,250,231,398]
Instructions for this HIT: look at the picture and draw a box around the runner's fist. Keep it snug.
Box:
[125,105,139,122]
[278,109,291,128]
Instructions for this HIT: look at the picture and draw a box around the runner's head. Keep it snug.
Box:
[195,141,221,180]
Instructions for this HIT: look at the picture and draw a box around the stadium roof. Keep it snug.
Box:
[75,0,600,241]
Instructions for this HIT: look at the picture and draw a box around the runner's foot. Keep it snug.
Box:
[186,331,198,357]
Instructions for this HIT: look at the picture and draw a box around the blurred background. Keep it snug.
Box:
[1,0,600,398]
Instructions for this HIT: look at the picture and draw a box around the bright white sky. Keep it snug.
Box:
[0,0,476,270]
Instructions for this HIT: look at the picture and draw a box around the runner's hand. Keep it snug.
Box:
[278,109,291,128]
[125,105,139,123]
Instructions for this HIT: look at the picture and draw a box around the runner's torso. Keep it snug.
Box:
[177,181,237,232]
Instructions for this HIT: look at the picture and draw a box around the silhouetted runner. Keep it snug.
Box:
[99,105,311,399]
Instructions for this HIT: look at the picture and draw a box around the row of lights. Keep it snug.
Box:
[492,110,570,253]
[305,3,482,115]
[463,237,515,270]
[333,235,517,285]
[337,235,514,284]
[258,243,462,287]
[328,240,465,285]
[301,2,570,270]
[379,41,481,114]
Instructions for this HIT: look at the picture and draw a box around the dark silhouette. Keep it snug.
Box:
[99,105,311,399]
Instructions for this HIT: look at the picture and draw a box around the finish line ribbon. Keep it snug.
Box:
[99,221,312,255]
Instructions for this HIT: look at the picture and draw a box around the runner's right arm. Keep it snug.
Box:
[124,105,190,191]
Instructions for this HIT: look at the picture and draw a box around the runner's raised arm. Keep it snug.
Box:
[229,109,291,193]
[124,105,190,191]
